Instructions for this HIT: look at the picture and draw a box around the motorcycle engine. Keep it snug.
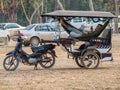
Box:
[16,55,22,62]
[29,58,40,64]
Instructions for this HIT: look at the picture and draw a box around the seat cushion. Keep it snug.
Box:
[31,45,45,52]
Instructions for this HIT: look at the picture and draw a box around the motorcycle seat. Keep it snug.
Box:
[31,45,45,52]
[31,44,55,52]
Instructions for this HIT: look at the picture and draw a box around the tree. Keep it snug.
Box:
[0,0,120,26]
[7,0,18,22]
[0,0,18,22]
[20,0,42,24]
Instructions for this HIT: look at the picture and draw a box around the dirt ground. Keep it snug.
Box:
[0,34,120,90]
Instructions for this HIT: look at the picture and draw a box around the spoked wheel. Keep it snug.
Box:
[39,52,55,68]
[81,51,100,69]
[75,56,84,68]
[3,55,19,71]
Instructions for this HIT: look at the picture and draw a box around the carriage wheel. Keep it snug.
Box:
[75,56,84,68]
[81,51,100,69]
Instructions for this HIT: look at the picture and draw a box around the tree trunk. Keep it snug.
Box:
[89,0,94,11]
[55,0,64,10]
[114,0,119,33]
[0,2,4,13]
[7,0,18,22]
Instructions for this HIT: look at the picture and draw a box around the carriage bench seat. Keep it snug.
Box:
[89,37,111,48]
[89,28,112,49]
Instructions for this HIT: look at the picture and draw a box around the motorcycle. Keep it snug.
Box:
[3,36,57,71]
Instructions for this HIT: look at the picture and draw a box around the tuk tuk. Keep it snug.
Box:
[41,10,115,69]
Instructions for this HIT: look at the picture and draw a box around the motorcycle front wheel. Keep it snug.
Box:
[3,55,19,71]
[39,52,55,68]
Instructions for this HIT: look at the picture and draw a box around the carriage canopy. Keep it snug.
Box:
[42,10,115,18]
[41,10,115,41]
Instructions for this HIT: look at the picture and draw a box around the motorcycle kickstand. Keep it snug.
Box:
[34,64,38,70]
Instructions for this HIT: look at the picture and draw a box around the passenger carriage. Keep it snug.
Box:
[41,10,115,69]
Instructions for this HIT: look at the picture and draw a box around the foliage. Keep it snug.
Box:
[0,0,120,26]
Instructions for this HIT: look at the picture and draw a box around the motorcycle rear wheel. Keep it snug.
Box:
[3,55,19,71]
[39,52,55,68]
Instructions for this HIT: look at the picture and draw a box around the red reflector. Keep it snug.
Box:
[102,53,111,58]
[16,33,24,36]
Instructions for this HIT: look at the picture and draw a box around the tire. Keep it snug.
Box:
[3,55,19,71]
[75,56,84,68]
[81,51,100,69]
[30,37,40,46]
[23,41,30,46]
[39,52,55,68]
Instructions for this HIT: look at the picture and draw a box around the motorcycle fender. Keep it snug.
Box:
[6,50,15,55]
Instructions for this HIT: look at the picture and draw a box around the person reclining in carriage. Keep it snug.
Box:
[59,16,113,57]
[42,10,115,41]
[60,17,111,42]
[60,18,104,39]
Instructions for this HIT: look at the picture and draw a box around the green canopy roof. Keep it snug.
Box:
[42,10,115,18]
